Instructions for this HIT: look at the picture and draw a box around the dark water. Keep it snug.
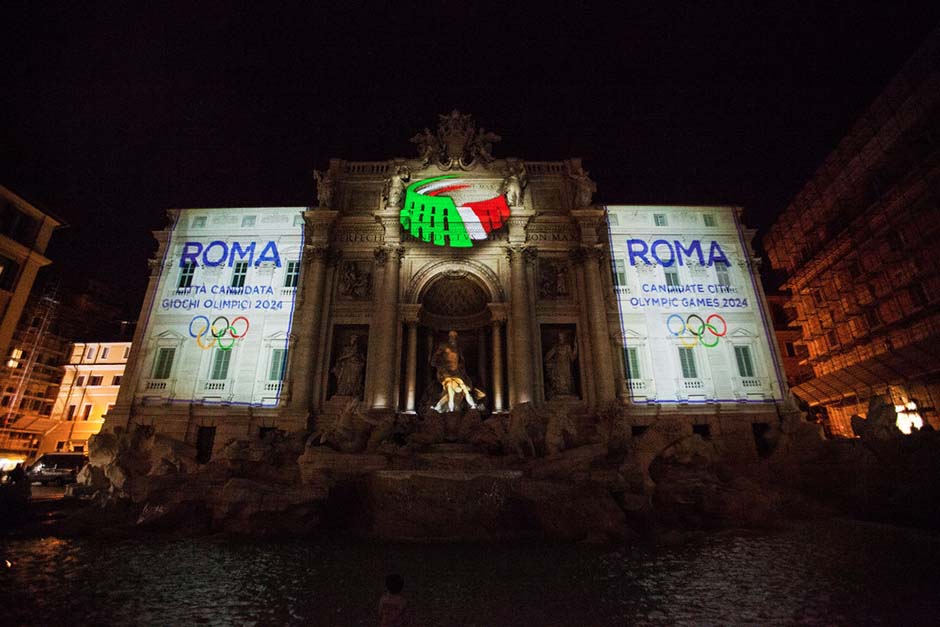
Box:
[1,520,938,626]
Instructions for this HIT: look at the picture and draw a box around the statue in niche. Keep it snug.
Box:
[409,128,440,165]
[571,168,596,207]
[430,330,485,413]
[314,169,334,208]
[385,166,410,209]
[539,262,569,298]
[331,334,365,398]
[339,262,371,299]
[544,331,578,398]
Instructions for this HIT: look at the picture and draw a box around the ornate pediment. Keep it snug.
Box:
[409,110,502,169]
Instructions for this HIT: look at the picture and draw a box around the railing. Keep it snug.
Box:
[205,381,227,392]
[145,380,167,390]
[680,379,704,390]
[525,162,567,175]
[264,381,283,392]
[343,162,391,175]
[627,379,647,391]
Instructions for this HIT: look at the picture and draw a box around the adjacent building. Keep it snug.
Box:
[0,281,128,464]
[0,185,63,360]
[38,340,131,455]
[763,30,940,436]
[107,112,790,461]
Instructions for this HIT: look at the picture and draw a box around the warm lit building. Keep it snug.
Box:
[107,112,789,462]
[38,341,131,454]
[763,30,940,436]
[765,293,813,391]
[0,282,129,465]
[0,185,63,360]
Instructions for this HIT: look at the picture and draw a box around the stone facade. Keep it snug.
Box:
[108,113,788,461]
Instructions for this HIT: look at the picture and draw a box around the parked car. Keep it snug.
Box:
[27,453,88,486]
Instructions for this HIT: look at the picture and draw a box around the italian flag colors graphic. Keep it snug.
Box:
[399,175,511,248]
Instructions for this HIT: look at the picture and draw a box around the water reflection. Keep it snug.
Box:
[1,520,938,626]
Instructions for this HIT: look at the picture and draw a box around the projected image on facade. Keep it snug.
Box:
[607,206,785,403]
[399,175,512,247]
[134,208,304,406]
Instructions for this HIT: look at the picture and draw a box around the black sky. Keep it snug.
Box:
[2,3,939,314]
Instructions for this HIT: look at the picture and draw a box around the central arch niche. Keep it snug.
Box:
[410,271,498,413]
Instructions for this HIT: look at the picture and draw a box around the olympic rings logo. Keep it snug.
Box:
[666,313,727,348]
[188,315,250,351]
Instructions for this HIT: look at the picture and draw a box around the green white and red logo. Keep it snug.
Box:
[399,175,510,248]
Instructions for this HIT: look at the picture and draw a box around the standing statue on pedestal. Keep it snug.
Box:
[409,128,441,166]
[385,166,410,209]
[471,127,502,163]
[314,169,334,209]
[430,330,484,413]
[545,331,578,398]
[332,334,365,398]
[502,163,526,206]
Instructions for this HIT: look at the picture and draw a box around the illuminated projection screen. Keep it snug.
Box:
[606,206,784,403]
[136,208,304,406]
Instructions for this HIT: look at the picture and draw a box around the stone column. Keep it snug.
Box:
[288,209,338,414]
[288,244,330,413]
[400,304,422,413]
[370,244,403,409]
[370,207,405,410]
[507,244,536,404]
[488,303,508,411]
[477,328,488,393]
[571,209,617,403]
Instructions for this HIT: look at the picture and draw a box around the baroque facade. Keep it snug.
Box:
[108,113,788,459]
[764,31,940,437]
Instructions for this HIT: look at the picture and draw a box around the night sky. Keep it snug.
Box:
[3,3,939,315]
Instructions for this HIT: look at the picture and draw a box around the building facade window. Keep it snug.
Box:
[0,255,21,291]
[241,215,256,228]
[66,405,76,420]
[192,216,207,228]
[607,213,619,226]
[613,259,626,286]
[703,213,716,227]
[231,261,248,288]
[123,346,130,359]
[89,375,103,386]
[82,405,92,420]
[86,347,96,360]
[678,347,697,379]
[210,350,232,380]
[111,375,123,386]
[152,347,176,379]
[101,347,110,359]
[269,348,286,381]
[654,213,668,226]
[178,261,196,289]
[716,266,731,287]
[624,347,641,379]
[75,376,85,386]
[665,268,680,287]
[284,261,299,288]
[734,346,755,377]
